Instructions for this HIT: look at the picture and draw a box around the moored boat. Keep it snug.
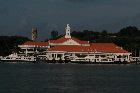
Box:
[1,52,36,62]
[71,57,115,64]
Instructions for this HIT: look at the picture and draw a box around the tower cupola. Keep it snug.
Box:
[65,24,71,38]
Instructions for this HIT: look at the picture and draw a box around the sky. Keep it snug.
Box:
[0,0,140,41]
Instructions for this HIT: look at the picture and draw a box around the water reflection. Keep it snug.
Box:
[0,63,140,93]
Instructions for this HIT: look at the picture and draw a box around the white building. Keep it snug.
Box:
[46,24,131,63]
[18,41,50,55]
[19,24,132,63]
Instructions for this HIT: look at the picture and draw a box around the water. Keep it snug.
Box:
[0,62,140,93]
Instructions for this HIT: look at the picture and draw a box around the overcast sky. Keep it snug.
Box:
[0,0,140,41]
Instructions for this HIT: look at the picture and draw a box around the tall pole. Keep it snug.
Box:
[135,49,136,57]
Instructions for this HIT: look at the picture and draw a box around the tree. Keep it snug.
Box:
[0,36,30,56]
[51,30,58,39]
[101,30,108,37]
[118,26,139,37]
[44,39,49,42]
[83,30,94,41]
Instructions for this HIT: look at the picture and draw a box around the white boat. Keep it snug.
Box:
[71,55,114,64]
[1,52,36,62]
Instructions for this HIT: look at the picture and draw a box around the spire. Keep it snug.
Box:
[65,24,71,38]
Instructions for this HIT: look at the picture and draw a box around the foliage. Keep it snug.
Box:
[51,30,58,39]
[118,26,140,37]
[0,36,30,56]
[101,30,108,37]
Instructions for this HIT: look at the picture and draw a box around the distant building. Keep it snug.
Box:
[31,28,37,42]
[19,24,132,63]
[18,41,50,55]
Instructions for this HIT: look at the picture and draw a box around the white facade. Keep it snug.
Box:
[46,51,131,63]
[18,43,50,56]
[62,39,81,45]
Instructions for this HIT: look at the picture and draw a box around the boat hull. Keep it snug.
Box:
[71,61,115,64]
[0,60,36,63]
[0,52,36,63]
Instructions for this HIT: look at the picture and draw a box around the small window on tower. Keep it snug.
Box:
[68,30,69,31]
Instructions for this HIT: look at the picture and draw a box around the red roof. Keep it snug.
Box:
[49,36,89,44]
[47,45,94,52]
[21,41,49,46]
[90,43,129,53]
[47,43,130,53]
[72,37,89,44]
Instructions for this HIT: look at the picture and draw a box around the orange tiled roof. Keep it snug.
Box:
[71,37,89,44]
[47,45,94,52]
[49,36,89,44]
[22,41,49,46]
[47,43,130,53]
[90,43,129,53]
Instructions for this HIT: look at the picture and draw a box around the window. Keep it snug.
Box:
[95,55,99,58]
[57,54,62,58]
[117,55,121,58]
[52,54,54,57]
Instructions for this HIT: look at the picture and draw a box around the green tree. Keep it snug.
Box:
[101,30,108,37]
[51,30,58,39]
[118,26,139,37]
[0,36,30,56]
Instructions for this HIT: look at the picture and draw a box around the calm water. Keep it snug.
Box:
[0,62,140,93]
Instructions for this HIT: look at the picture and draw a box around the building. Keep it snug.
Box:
[18,41,50,55]
[19,24,132,63]
[31,28,37,42]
